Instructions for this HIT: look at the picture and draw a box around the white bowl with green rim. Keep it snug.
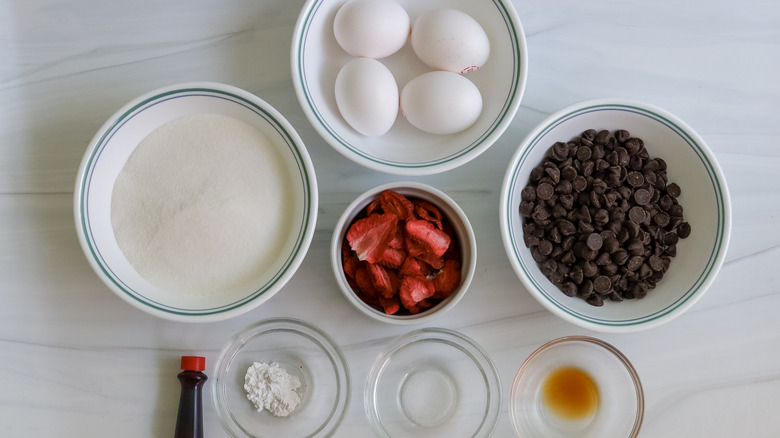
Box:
[291,0,528,175]
[500,98,731,332]
[74,82,318,322]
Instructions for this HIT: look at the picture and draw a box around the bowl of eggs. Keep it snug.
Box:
[292,0,528,175]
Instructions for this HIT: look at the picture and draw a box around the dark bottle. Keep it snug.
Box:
[174,356,207,438]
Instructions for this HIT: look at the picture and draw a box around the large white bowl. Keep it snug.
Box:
[291,0,528,175]
[74,82,318,322]
[500,99,731,332]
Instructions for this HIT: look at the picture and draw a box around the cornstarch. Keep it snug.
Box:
[244,362,302,417]
[111,113,293,296]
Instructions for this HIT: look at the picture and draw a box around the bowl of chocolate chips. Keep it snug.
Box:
[500,99,731,332]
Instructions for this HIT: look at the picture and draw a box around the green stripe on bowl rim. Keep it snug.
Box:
[78,86,315,317]
[504,102,729,327]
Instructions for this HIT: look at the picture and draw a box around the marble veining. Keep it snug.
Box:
[1,0,779,436]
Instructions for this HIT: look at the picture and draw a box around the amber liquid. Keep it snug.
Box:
[541,366,600,420]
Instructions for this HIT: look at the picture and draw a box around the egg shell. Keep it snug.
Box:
[400,71,483,135]
[411,8,490,74]
[335,58,399,137]
[333,0,410,59]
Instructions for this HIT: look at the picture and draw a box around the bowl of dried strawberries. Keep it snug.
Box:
[331,182,477,324]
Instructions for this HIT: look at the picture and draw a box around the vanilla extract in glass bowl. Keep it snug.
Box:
[510,336,643,438]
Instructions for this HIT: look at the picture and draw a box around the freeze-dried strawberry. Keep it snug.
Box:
[355,267,378,301]
[399,275,435,309]
[399,256,432,278]
[414,200,443,229]
[380,189,415,220]
[406,298,435,314]
[381,246,406,269]
[347,213,399,264]
[379,296,401,315]
[365,198,381,215]
[406,238,444,270]
[368,263,395,299]
[441,220,461,260]
[433,259,461,299]
[389,222,405,249]
[406,219,450,258]
[343,255,361,280]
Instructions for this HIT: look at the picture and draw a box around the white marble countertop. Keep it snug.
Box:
[2,0,779,436]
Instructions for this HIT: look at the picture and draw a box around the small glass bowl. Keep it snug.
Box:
[510,336,643,438]
[212,318,350,438]
[365,327,501,437]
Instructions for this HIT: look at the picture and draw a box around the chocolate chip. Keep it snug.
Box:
[586,233,603,251]
[545,166,561,184]
[649,255,664,271]
[627,171,644,187]
[626,255,644,271]
[677,221,691,238]
[576,146,593,161]
[581,129,597,141]
[634,188,651,205]
[586,294,604,306]
[593,275,612,293]
[667,182,681,198]
[536,182,555,200]
[579,279,594,298]
[595,130,610,145]
[572,175,588,193]
[558,219,577,236]
[551,142,569,161]
[519,201,534,217]
[604,236,620,254]
[561,165,577,181]
[615,129,630,143]
[560,282,578,297]
[628,206,646,224]
[653,212,670,227]
[611,248,629,265]
[530,166,544,182]
[521,186,537,202]
[538,239,554,256]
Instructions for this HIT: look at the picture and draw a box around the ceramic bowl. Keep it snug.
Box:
[365,327,501,437]
[291,0,528,175]
[331,181,476,325]
[500,98,731,332]
[212,318,350,438]
[74,82,318,322]
[510,336,643,438]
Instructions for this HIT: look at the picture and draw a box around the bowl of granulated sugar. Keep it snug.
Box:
[74,82,318,322]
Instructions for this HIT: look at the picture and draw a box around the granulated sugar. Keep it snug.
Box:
[111,113,293,296]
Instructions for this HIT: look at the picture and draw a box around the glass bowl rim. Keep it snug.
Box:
[211,317,351,438]
[509,335,644,438]
[364,327,502,438]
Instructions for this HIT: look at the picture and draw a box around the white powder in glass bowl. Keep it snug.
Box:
[244,362,302,417]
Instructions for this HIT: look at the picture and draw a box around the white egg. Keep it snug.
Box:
[333,0,410,59]
[400,71,483,135]
[411,8,490,74]
[335,58,399,137]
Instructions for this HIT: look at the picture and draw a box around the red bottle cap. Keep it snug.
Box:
[181,356,206,371]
